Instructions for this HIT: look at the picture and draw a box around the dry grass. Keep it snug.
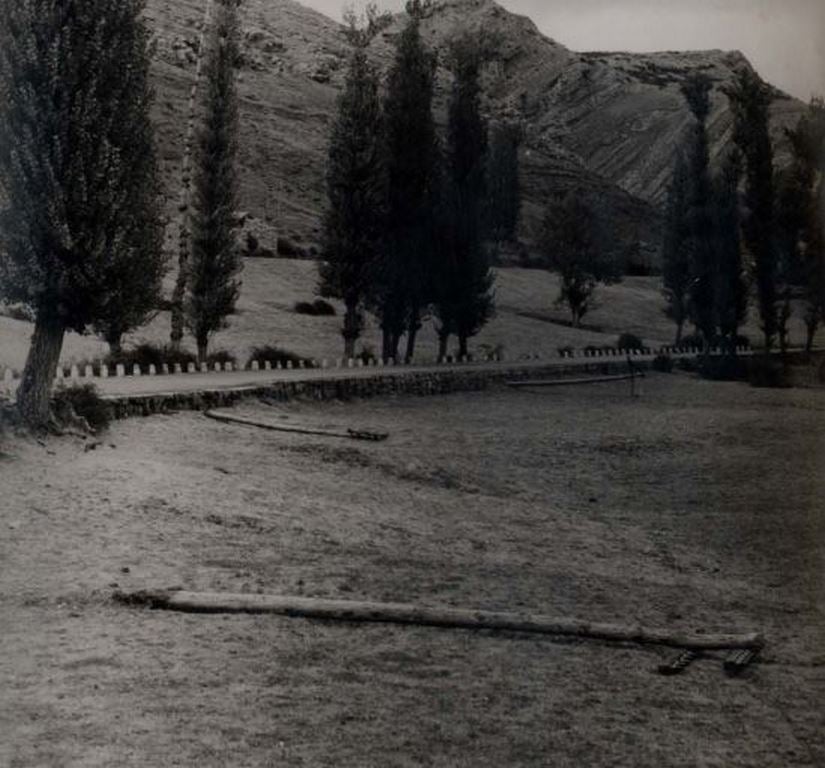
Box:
[1,375,824,765]
[4,259,823,375]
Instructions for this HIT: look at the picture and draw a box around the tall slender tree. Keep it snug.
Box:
[318,7,387,359]
[433,33,495,359]
[681,74,716,349]
[725,68,778,351]
[778,99,825,352]
[170,0,216,349]
[374,0,440,362]
[184,0,243,363]
[0,0,164,426]
[661,150,691,345]
[486,121,521,253]
[712,150,748,352]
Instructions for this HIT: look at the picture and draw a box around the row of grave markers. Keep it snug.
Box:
[0,345,755,385]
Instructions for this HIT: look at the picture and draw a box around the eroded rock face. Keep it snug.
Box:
[145,0,805,265]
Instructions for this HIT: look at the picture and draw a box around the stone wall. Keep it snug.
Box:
[106,360,646,420]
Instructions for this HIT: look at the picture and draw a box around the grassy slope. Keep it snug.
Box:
[1,258,822,372]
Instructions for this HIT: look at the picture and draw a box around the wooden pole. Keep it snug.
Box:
[204,409,389,441]
[506,373,645,389]
[116,590,765,652]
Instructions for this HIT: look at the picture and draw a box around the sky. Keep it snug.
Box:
[300,0,825,101]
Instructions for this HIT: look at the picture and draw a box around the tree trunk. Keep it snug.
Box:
[17,312,65,428]
[438,332,449,361]
[405,317,419,363]
[805,318,817,356]
[197,336,208,364]
[389,332,401,363]
[344,336,356,360]
[343,301,359,360]
[458,334,468,359]
[674,321,684,347]
[170,256,187,350]
[107,333,123,358]
[381,327,393,362]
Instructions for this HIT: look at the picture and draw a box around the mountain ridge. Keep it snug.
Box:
[144,0,806,267]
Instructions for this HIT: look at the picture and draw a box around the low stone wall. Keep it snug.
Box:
[105,360,646,420]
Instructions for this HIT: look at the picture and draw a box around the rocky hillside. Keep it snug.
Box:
[144,0,806,267]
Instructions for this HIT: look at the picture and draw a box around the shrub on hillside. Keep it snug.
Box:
[679,333,751,351]
[52,384,111,432]
[357,345,377,365]
[0,303,35,322]
[616,333,644,351]
[206,350,237,368]
[247,345,312,369]
[294,299,336,316]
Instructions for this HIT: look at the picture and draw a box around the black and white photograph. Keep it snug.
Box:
[1,0,824,765]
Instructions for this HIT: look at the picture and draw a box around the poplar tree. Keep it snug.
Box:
[374,0,440,362]
[661,151,691,345]
[712,151,748,352]
[184,0,243,363]
[681,74,716,349]
[725,68,778,351]
[433,34,495,359]
[319,7,387,359]
[0,0,164,426]
[778,99,825,352]
[487,122,521,251]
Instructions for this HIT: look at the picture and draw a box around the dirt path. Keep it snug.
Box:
[1,374,824,766]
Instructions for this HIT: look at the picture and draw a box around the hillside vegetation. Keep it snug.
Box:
[2,260,821,373]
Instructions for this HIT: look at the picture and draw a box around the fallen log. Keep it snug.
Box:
[204,409,388,442]
[115,590,764,652]
[507,373,645,389]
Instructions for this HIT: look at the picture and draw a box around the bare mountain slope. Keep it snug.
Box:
[144,0,806,264]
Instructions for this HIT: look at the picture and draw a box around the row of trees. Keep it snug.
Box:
[0,0,243,425]
[319,1,520,361]
[662,67,825,354]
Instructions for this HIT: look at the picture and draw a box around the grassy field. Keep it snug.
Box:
[1,373,824,766]
[2,258,823,374]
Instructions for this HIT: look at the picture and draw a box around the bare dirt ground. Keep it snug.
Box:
[1,373,825,767]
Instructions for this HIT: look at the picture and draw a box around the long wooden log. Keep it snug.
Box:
[116,590,764,652]
[507,373,645,389]
[204,409,388,441]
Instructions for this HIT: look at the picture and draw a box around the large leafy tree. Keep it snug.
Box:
[433,33,495,359]
[373,0,440,362]
[725,68,778,351]
[540,192,621,328]
[184,0,243,363]
[0,0,164,426]
[318,7,387,359]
